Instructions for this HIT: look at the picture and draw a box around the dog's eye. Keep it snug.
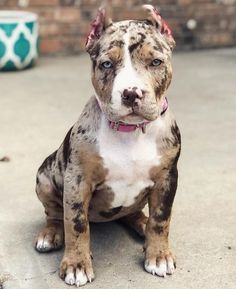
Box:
[151,59,162,66]
[101,61,113,69]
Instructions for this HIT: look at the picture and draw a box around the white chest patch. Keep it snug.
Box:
[98,116,163,208]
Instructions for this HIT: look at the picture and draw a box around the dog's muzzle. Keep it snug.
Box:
[108,97,169,134]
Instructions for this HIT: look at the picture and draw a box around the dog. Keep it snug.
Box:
[35,4,181,287]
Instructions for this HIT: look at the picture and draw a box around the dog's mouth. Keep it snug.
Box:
[129,111,140,117]
[104,99,159,124]
[128,106,157,121]
[119,110,150,124]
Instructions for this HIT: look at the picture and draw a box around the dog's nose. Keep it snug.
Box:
[122,87,144,107]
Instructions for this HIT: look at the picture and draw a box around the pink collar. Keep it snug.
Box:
[108,97,168,133]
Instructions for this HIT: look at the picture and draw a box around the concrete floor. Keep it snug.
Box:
[0,48,236,289]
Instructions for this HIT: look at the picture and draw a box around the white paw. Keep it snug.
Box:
[76,270,89,287]
[36,237,53,252]
[144,256,175,277]
[65,272,76,285]
[64,268,94,287]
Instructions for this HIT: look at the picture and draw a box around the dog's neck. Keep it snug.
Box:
[107,97,168,134]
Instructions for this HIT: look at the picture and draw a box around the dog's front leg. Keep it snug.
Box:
[60,172,94,287]
[144,161,178,277]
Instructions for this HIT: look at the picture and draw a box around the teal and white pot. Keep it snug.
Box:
[0,11,39,71]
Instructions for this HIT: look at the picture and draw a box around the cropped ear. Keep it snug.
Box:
[86,6,112,53]
[142,4,176,50]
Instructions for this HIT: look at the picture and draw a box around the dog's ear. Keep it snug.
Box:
[142,4,176,50]
[86,6,112,53]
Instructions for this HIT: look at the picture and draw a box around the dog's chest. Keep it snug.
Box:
[97,119,161,208]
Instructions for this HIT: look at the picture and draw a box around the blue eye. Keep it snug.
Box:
[151,59,162,66]
[101,61,113,69]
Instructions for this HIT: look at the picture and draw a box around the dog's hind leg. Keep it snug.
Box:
[35,172,64,252]
[120,210,148,237]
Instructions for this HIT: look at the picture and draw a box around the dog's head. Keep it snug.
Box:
[86,4,175,123]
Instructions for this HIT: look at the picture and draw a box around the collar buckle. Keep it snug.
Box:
[113,122,119,131]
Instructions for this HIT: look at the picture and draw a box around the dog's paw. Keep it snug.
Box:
[35,223,63,252]
[144,251,176,277]
[60,254,95,287]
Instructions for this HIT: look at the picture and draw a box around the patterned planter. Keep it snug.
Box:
[0,11,39,71]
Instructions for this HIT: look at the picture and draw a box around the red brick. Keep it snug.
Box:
[177,0,193,5]
[28,8,55,22]
[40,23,60,37]
[54,7,81,23]
[60,0,76,5]
[0,0,18,7]
[60,23,81,36]
[60,36,81,54]
[40,38,62,54]
[29,0,59,6]
[200,32,233,47]
[80,0,98,6]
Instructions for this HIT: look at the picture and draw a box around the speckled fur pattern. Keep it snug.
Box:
[35,4,181,287]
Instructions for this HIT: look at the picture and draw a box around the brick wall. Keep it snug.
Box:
[0,0,236,55]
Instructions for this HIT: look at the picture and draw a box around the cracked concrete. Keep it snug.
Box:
[0,48,236,289]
